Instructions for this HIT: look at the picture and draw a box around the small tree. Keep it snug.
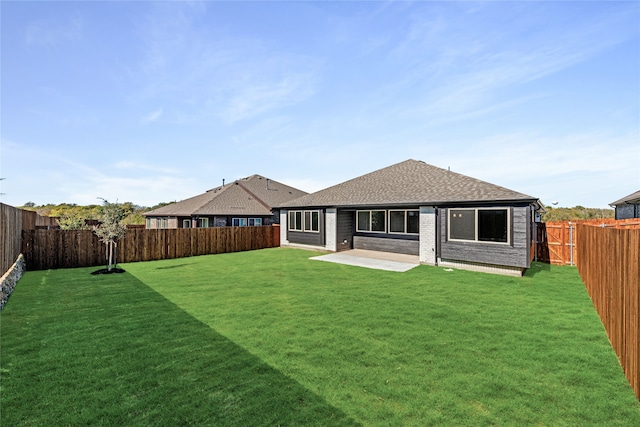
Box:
[93,198,126,271]
[58,212,88,230]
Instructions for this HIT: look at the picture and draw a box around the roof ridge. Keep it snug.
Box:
[236,181,272,211]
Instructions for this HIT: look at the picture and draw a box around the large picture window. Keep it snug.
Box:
[389,210,419,234]
[448,208,509,244]
[356,210,386,233]
[288,210,319,232]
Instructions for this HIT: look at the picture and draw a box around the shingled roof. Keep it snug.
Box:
[610,190,640,206]
[144,175,307,217]
[278,159,538,208]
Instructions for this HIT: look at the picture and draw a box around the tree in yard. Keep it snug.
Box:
[93,198,126,272]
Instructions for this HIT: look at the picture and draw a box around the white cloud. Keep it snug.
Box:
[67,174,198,207]
[141,108,163,124]
[131,3,322,125]
[26,15,84,48]
[372,2,638,124]
[411,131,640,208]
[113,161,177,174]
[221,72,317,124]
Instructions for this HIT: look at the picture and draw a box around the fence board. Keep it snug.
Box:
[1,203,23,274]
[577,224,640,400]
[21,226,280,271]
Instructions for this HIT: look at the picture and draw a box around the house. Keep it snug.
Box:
[610,190,640,219]
[143,175,307,229]
[277,159,543,276]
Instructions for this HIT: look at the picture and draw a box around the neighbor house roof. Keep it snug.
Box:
[610,190,640,207]
[144,175,307,217]
[278,159,539,209]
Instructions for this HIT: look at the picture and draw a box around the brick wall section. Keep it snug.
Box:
[325,208,337,251]
[280,210,289,245]
[420,207,436,265]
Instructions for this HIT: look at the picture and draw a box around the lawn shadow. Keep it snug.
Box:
[1,270,360,426]
[154,263,193,270]
[525,261,552,277]
[105,272,361,426]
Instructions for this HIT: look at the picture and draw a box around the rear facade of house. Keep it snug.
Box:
[278,160,542,276]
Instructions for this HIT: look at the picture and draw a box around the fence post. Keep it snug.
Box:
[569,222,574,266]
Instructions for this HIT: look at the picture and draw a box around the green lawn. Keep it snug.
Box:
[2,248,639,426]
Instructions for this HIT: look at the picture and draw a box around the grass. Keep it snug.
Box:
[2,248,639,426]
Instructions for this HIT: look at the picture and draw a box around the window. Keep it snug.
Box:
[197,218,209,228]
[288,211,303,231]
[448,208,509,244]
[449,210,475,241]
[232,218,247,227]
[248,218,262,226]
[183,219,191,228]
[356,210,386,233]
[288,210,319,232]
[146,218,151,229]
[478,210,508,242]
[156,218,168,229]
[389,210,419,234]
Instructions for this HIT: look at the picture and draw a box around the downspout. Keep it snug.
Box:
[435,207,440,266]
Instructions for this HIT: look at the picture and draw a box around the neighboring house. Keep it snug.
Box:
[143,175,307,229]
[277,159,543,276]
[610,190,640,220]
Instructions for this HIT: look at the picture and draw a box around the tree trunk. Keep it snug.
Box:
[108,241,114,271]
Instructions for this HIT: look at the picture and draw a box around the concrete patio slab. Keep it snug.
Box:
[310,249,419,272]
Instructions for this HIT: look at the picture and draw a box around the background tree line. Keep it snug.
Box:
[20,201,172,229]
[542,206,614,222]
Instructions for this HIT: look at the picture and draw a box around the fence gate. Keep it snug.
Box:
[537,222,576,266]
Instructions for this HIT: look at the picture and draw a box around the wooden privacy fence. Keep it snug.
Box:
[22,226,281,271]
[537,219,640,266]
[2,203,59,274]
[576,224,640,400]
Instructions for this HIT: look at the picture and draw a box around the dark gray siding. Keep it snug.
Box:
[615,204,640,219]
[336,210,355,252]
[286,209,326,247]
[353,236,419,255]
[440,206,531,268]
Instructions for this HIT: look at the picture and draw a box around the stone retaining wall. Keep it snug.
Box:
[1,254,26,310]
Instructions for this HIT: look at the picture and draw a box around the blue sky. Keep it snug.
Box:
[1,1,638,209]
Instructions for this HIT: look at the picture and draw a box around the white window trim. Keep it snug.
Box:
[447,207,511,245]
[356,210,387,234]
[183,219,191,228]
[288,211,303,231]
[288,210,320,233]
[388,209,420,235]
[157,217,169,229]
